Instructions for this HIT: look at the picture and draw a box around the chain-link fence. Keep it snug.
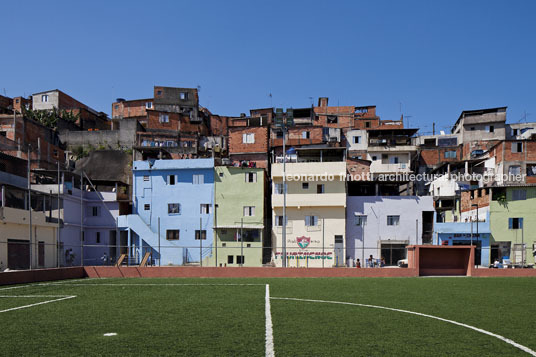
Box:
[1,241,535,271]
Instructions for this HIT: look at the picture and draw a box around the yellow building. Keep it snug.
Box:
[271,158,347,268]
[0,201,58,271]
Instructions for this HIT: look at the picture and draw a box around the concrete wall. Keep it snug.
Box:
[32,184,120,267]
[490,187,536,264]
[212,166,265,267]
[60,118,139,149]
[126,159,215,265]
[346,196,434,265]
[0,206,57,270]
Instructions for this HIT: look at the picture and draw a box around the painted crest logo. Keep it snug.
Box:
[296,236,311,249]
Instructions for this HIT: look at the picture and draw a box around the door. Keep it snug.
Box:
[38,241,45,267]
[8,239,30,270]
[334,235,344,267]
[513,244,526,265]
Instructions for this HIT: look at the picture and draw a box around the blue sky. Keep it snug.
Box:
[1,0,535,134]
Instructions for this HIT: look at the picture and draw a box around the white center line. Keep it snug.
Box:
[265,284,275,357]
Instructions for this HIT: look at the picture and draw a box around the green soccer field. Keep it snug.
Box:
[1,277,535,356]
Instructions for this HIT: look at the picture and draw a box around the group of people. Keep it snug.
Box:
[355,255,385,268]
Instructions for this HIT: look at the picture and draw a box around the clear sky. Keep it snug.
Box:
[1,0,535,134]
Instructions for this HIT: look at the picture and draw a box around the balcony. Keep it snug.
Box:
[367,145,417,152]
[272,192,346,208]
[271,162,346,178]
[369,162,412,174]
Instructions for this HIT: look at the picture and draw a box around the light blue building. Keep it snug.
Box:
[118,159,214,265]
[433,212,491,267]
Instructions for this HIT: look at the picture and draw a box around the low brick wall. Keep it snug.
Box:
[87,266,419,278]
[2,266,534,286]
[0,267,86,286]
[471,268,536,277]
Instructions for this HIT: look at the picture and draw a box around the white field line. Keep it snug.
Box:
[0,283,51,291]
[0,295,74,298]
[0,295,76,314]
[43,283,266,287]
[271,297,536,356]
[265,284,275,357]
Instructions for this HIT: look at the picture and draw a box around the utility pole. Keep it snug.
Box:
[57,161,61,268]
[240,218,244,267]
[27,146,32,270]
[199,217,203,267]
[80,172,84,266]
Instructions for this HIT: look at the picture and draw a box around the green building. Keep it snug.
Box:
[490,185,536,265]
[208,166,266,267]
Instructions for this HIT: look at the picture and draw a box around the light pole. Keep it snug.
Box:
[275,108,293,267]
[472,203,479,268]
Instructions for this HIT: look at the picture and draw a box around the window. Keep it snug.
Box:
[168,175,176,185]
[180,92,189,100]
[509,218,523,230]
[317,184,324,194]
[365,121,371,128]
[91,206,101,217]
[15,99,19,103]
[302,182,309,189]
[144,204,150,211]
[96,232,101,244]
[355,215,367,226]
[42,95,49,102]
[114,105,119,110]
[195,230,207,240]
[276,130,284,139]
[372,156,377,161]
[236,256,245,265]
[243,206,255,217]
[509,165,521,176]
[487,125,494,133]
[302,131,310,139]
[193,174,204,184]
[227,255,234,264]
[327,115,337,124]
[512,190,526,201]
[159,114,169,123]
[390,156,400,164]
[200,204,211,214]
[53,149,58,157]
[444,151,456,159]
[242,133,255,144]
[145,102,152,109]
[305,216,319,226]
[527,164,536,177]
[168,203,181,214]
[157,90,162,96]
[275,215,287,226]
[245,172,257,183]
[166,230,180,240]
[274,183,286,194]
[470,127,475,131]
[143,175,149,181]
[511,142,523,153]
[353,136,361,144]
[387,215,400,226]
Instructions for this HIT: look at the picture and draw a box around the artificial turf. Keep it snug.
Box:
[0,277,535,356]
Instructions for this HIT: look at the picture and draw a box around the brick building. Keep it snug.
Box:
[32,89,109,131]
